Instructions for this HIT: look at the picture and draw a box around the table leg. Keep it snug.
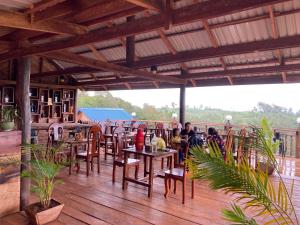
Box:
[122,151,129,190]
[144,155,148,177]
[148,156,154,197]
[169,155,173,170]
[69,144,73,175]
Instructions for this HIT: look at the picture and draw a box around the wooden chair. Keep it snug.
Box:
[100,121,115,160]
[47,123,68,163]
[236,128,247,164]
[112,127,140,183]
[224,128,234,162]
[47,123,64,148]
[76,125,102,176]
[164,144,195,204]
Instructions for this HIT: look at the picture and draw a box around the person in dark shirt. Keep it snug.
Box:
[206,127,225,157]
[180,122,195,137]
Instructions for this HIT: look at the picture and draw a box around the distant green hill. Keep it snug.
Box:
[78,92,300,129]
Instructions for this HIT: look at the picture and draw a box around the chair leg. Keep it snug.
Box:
[86,156,90,176]
[97,155,100,174]
[182,179,186,204]
[91,156,94,171]
[173,180,177,194]
[112,163,116,183]
[164,177,169,198]
[135,164,139,180]
[191,179,195,199]
[161,158,164,169]
[104,141,108,160]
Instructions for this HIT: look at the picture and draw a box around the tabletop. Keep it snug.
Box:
[123,147,176,157]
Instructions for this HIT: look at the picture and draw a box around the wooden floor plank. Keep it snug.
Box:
[2,156,300,225]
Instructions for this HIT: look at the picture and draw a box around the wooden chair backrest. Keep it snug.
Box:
[237,128,247,164]
[224,128,234,162]
[47,123,63,147]
[87,125,102,155]
[113,127,126,159]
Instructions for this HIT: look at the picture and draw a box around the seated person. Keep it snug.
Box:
[171,128,181,144]
[206,127,225,157]
[181,122,203,147]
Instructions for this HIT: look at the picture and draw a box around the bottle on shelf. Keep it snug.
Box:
[4,94,9,103]
[41,95,44,102]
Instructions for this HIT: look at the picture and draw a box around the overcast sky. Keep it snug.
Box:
[107,83,300,112]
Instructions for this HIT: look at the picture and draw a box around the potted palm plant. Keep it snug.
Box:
[0,106,17,131]
[21,144,65,225]
[187,118,299,225]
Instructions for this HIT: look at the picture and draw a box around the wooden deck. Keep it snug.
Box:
[1,156,300,225]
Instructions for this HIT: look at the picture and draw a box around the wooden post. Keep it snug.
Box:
[296,127,300,158]
[179,69,186,125]
[15,56,31,210]
[126,15,135,66]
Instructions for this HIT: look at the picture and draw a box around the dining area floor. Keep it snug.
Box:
[1,156,300,225]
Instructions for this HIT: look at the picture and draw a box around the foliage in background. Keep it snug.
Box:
[21,144,65,209]
[78,92,300,128]
[187,118,299,225]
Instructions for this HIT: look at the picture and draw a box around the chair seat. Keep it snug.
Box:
[100,141,113,145]
[76,152,99,158]
[114,158,140,165]
[164,168,184,177]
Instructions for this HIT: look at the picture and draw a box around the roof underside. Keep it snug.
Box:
[1,0,300,90]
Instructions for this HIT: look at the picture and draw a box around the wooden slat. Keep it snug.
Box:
[125,0,162,11]
[43,51,186,84]
[0,9,87,35]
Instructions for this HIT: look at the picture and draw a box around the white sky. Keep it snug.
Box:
[105,83,300,112]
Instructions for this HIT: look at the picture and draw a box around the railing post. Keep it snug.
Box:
[296,127,300,158]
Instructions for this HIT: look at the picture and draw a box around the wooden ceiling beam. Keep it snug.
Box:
[24,0,66,14]
[77,62,300,86]
[70,0,135,24]
[42,51,186,84]
[0,9,87,35]
[183,63,300,80]
[0,0,289,59]
[31,66,99,78]
[130,35,300,68]
[125,0,163,11]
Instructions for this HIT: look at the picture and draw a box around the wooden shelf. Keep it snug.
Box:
[0,85,76,124]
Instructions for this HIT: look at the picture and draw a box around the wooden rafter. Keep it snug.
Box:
[0,9,87,35]
[125,0,162,11]
[43,51,186,84]
[269,5,287,83]
[202,19,233,85]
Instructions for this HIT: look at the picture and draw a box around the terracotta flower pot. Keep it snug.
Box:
[25,199,64,225]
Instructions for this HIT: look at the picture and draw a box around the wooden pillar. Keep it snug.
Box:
[15,56,31,210]
[179,69,186,125]
[179,84,186,125]
[126,16,135,66]
[296,127,300,158]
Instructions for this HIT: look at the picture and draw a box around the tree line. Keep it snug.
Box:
[78,92,300,129]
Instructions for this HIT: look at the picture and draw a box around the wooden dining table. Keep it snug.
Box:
[122,147,177,197]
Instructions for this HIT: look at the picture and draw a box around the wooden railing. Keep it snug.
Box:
[95,119,298,157]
